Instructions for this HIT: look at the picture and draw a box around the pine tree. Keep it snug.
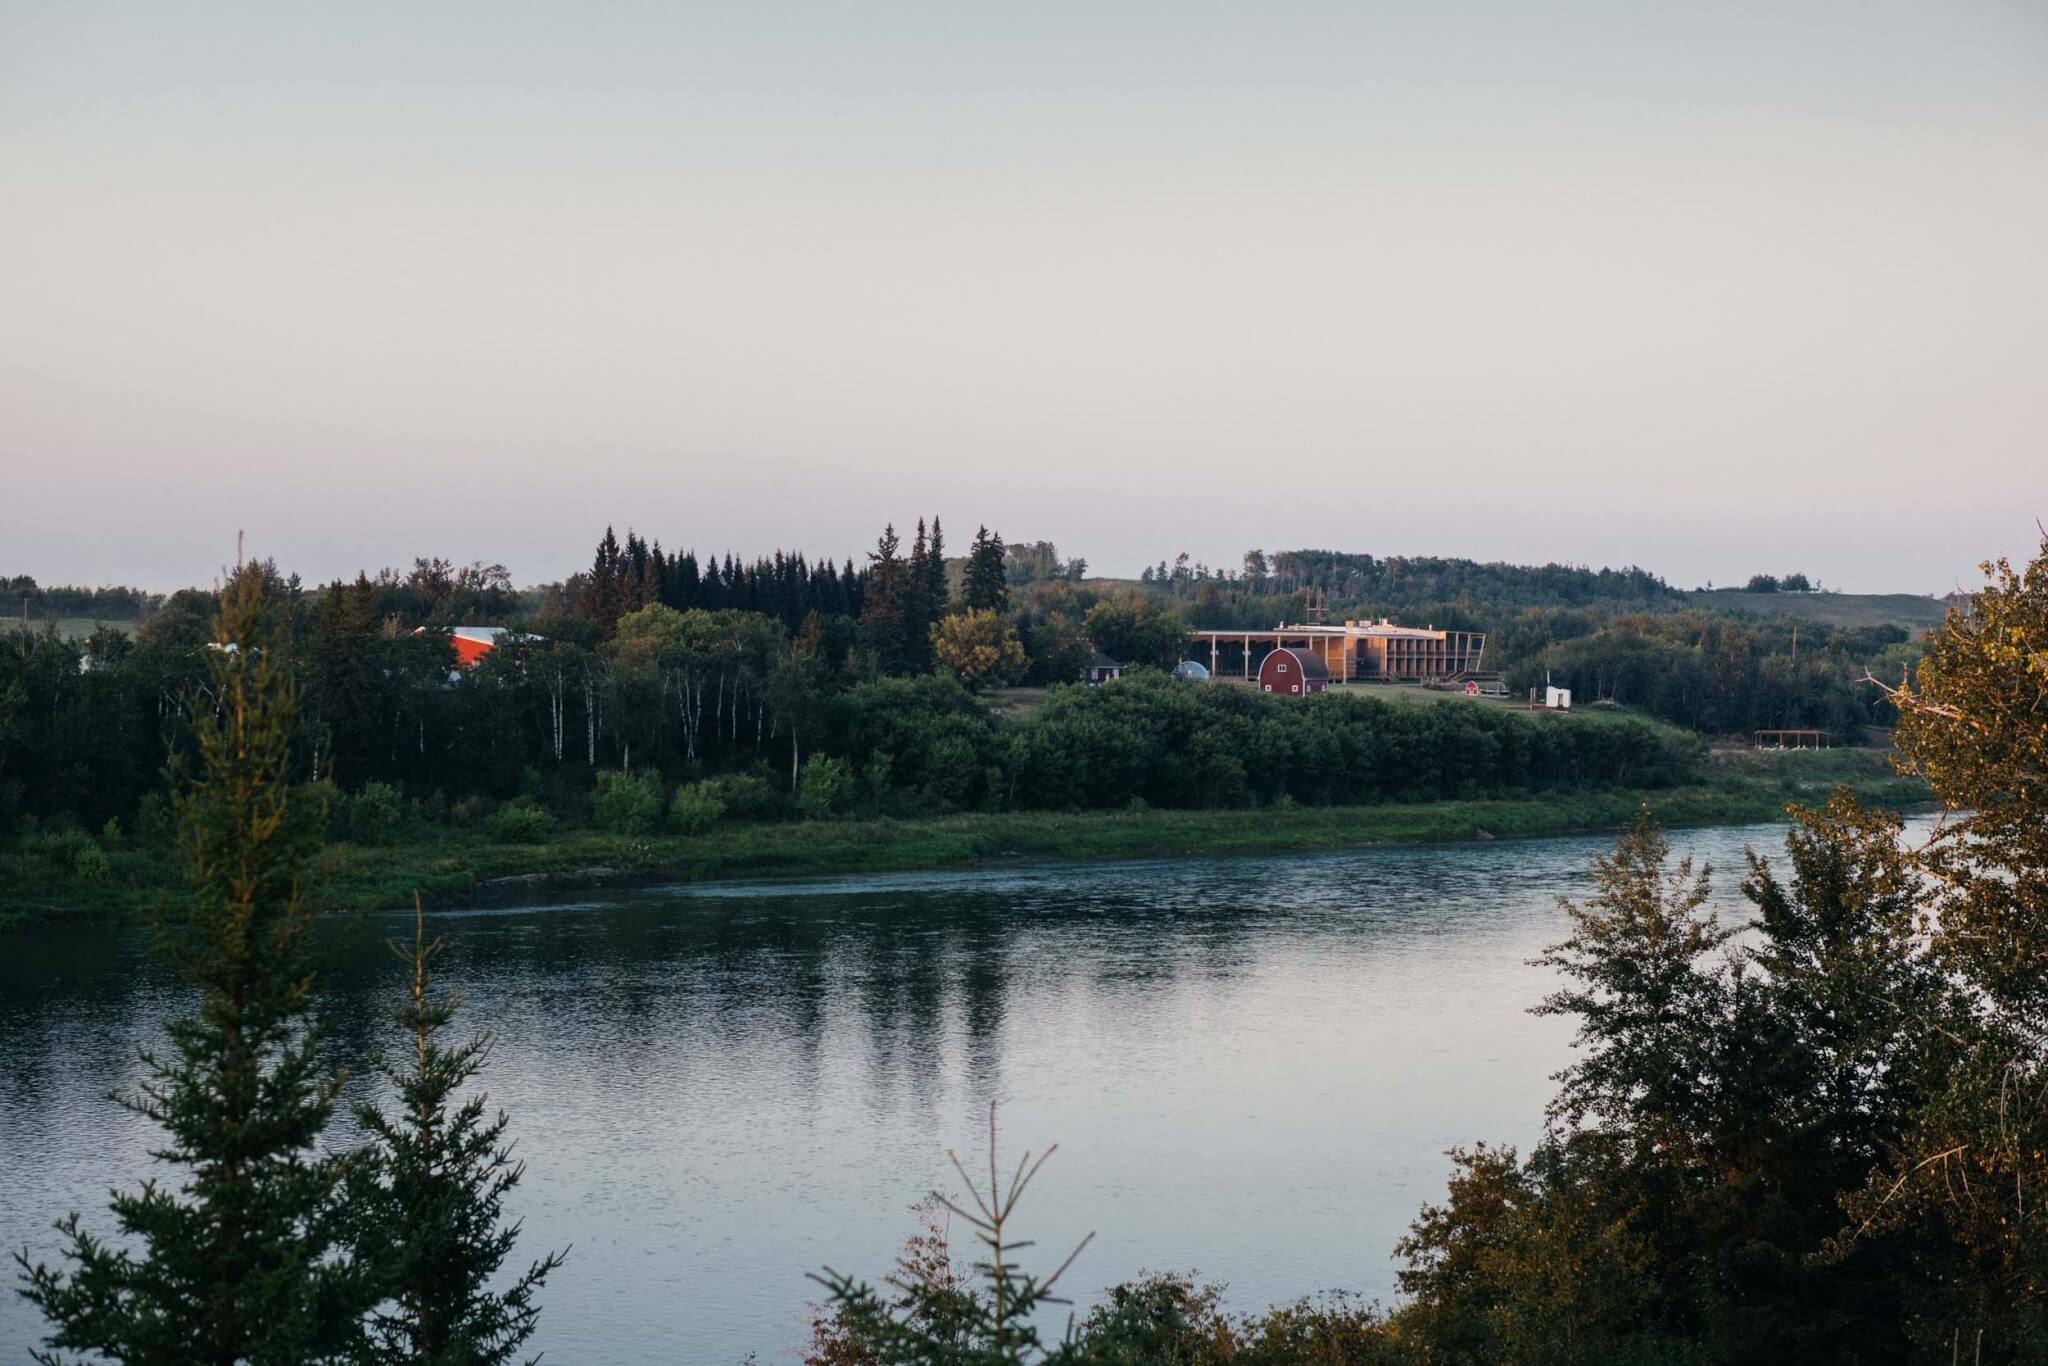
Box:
[348,902,565,1366]
[16,566,371,1366]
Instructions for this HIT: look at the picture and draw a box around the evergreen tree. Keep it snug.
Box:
[860,523,909,674]
[17,567,371,1366]
[904,519,935,673]
[348,903,565,1366]
[963,526,1009,613]
[923,516,948,621]
[581,527,627,635]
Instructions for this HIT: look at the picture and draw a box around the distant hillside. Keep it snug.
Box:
[1685,589,1949,632]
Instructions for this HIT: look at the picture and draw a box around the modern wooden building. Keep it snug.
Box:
[1258,646,1329,696]
[1191,619,1487,685]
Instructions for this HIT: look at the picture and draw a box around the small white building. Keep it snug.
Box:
[1545,685,1572,710]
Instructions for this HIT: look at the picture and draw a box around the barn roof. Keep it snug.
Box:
[1271,647,1329,680]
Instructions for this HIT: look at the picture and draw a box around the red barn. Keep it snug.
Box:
[413,625,516,672]
[1258,647,1329,697]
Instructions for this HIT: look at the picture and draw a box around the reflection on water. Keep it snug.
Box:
[0,819,1932,1362]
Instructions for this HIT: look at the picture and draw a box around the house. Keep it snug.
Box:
[1081,650,1123,686]
[1258,646,1329,697]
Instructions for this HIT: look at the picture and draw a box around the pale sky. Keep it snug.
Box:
[3,1,2044,594]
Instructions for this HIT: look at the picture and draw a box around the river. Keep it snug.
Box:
[0,816,1934,1362]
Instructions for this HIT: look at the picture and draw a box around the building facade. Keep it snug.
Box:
[1258,646,1329,696]
[1191,619,1487,685]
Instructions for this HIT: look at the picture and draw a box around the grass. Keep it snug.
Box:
[1,750,1930,926]
[44,617,142,641]
[1683,589,1949,632]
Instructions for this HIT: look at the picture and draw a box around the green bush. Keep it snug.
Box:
[484,801,554,845]
[71,841,111,883]
[713,771,782,820]
[350,782,403,846]
[593,770,664,836]
[134,791,172,848]
[667,782,727,835]
[797,756,856,820]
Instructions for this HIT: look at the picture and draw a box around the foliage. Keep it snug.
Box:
[347,904,565,1364]
[667,781,727,835]
[1534,813,1733,1149]
[592,769,664,836]
[15,567,372,1364]
[1082,594,1187,671]
[350,781,405,847]
[932,610,1028,690]
[1837,533,2048,1358]
[812,1106,1096,1364]
[483,800,554,845]
[798,756,857,820]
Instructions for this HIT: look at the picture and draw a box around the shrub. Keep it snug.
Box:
[350,782,404,846]
[797,756,855,820]
[593,770,664,836]
[667,782,727,835]
[484,801,554,845]
[449,795,492,828]
[713,771,781,821]
[71,841,111,883]
[134,791,172,848]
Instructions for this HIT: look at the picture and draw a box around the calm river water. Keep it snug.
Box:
[0,817,1935,1362]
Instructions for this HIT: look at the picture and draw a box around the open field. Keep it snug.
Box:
[1684,588,1949,632]
[1,748,1928,925]
[39,617,142,641]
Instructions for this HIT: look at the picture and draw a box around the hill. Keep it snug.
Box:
[1684,589,1949,632]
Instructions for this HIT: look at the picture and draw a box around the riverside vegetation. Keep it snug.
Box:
[12,532,2048,1362]
[3,521,1933,925]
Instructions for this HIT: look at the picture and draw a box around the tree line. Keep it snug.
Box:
[17,538,2048,1362]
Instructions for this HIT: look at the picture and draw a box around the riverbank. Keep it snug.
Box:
[0,749,1930,925]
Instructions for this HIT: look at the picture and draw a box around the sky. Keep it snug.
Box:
[3,2,2045,595]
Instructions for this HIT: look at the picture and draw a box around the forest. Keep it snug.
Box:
[0,524,1933,916]
[14,535,2046,1364]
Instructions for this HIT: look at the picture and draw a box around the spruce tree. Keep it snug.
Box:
[860,523,908,674]
[348,902,565,1366]
[963,526,1008,613]
[923,516,948,621]
[16,566,370,1366]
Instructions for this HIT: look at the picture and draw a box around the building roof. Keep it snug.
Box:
[1189,618,1473,642]
[1270,647,1329,680]
[1090,650,1121,670]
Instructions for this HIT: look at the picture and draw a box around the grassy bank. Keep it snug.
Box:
[1,749,1930,925]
